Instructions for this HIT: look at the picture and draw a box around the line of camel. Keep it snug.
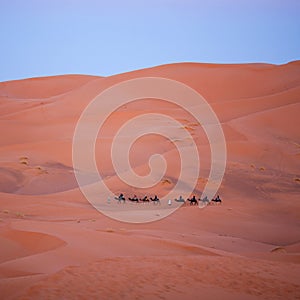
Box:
[113,194,222,205]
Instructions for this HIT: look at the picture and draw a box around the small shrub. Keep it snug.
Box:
[189,122,201,127]
[19,157,29,165]
[35,166,48,174]
[15,212,24,218]
[182,125,193,130]
[162,178,172,185]
[270,246,286,253]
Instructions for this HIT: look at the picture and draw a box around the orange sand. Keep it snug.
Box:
[0,62,300,299]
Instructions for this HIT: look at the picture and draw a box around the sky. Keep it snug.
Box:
[0,0,300,82]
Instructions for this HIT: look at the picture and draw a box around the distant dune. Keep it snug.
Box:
[0,62,299,299]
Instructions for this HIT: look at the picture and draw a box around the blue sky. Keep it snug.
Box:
[1,0,299,82]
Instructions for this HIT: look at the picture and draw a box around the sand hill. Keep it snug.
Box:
[0,62,299,299]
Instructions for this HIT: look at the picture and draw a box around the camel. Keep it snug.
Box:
[187,195,198,205]
[210,195,222,204]
[200,196,210,205]
[175,195,185,204]
[128,195,139,203]
[140,196,150,203]
[114,193,126,203]
[150,195,160,205]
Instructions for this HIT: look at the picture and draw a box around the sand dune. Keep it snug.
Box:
[0,74,100,99]
[0,62,300,299]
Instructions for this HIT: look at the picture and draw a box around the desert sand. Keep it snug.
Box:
[0,62,300,299]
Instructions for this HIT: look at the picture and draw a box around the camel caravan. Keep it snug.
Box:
[111,193,222,206]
